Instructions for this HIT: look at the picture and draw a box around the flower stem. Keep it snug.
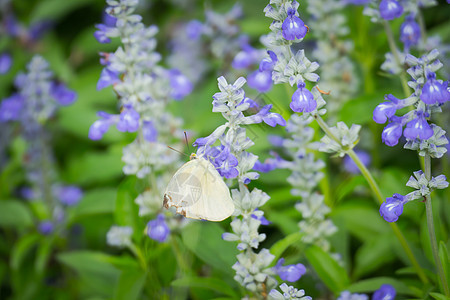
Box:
[424,154,449,296]
[313,114,429,284]
[128,243,148,271]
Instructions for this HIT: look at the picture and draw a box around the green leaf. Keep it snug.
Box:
[114,177,142,241]
[11,234,40,271]
[270,232,303,263]
[181,221,238,274]
[171,276,239,298]
[30,0,93,22]
[346,277,415,296]
[338,93,385,125]
[304,245,350,293]
[0,200,33,229]
[430,292,450,300]
[70,188,117,221]
[114,268,146,300]
[438,242,450,294]
[335,175,367,203]
[35,238,53,275]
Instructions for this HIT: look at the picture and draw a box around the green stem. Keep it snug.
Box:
[313,114,429,284]
[382,21,410,97]
[424,154,449,296]
[417,11,428,46]
[128,243,148,271]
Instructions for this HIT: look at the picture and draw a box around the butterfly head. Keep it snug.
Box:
[190,153,198,160]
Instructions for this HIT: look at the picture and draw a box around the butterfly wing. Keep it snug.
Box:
[164,157,235,221]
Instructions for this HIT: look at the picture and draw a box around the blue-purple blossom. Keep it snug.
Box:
[260,50,277,72]
[28,20,52,41]
[282,7,307,40]
[382,117,404,146]
[50,82,77,106]
[247,70,273,93]
[379,0,403,20]
[168,69,193,100]
[0,53,12,74]
[373,94,402,124]
[186,20,203,40]
[147,214,170,243]
[380,193,406,222]
[56,186,83,206]
[273,258,307,282]
[0,94,24,122]
[117,106,140,133]
[142,121,158,142]
[345,0,370,4]
[94,24,113,43]
[372,284,396,300]
[97,68,120,90]
[38,220,54,235]
[420,72,450,105]
[88,111,115,140]
[403,111,433,141]
[400,15,421,49]
[290,82,317,113]
[251,209,270,225]
[102,11,117,27]
[232,39,261,69]
[213,145,239,178]
[343,150,371,174]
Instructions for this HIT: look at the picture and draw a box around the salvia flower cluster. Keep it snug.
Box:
[92,0,193,245]
[0,55,81,234]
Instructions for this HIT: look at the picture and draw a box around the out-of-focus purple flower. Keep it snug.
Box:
[273,258,307,282]
[379,0,403,20]
[382,117,403,146]
[89,111,115,140]
[253,159,278,173]
[117,105,140,133]
[247,70,273,93]
[256,105,286,127]
[147,214,170,242]
[343,150,371,174]
[29,20,52,41]
[0,53,12,74]
[380,193,406,222]
[282,7,307,40]
[290,82,316,113]
[344,0,370,5]
[251,209,270,225]
[373,94,402,124]
[142,120,158,142]
[403,111,433,140]
[372,284,396,300]
[186,20,203,40]
[4,15,20,37]
[97,68,120,90]
[56,185,83,206]
[21,187,35,200]
[38,220,54,235]
[268,135,284,147]
[420,72,450,105]
[50,82,77,106]
[102,11,117,27]
[260,51,278,72]
[400,15,421,49]
[168,69,193,100]
[0,94,24,122]
[94,24,113,43]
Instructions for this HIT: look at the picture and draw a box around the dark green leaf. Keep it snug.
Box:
[0,200,33,228]
[171,276,239,298]
[346,276,415,296]
[270,232,303,263]
[114,268,146,300]
[11,234,40,271]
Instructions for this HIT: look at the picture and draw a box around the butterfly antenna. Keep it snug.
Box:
[184,131,191,154]
[167,146,189,157]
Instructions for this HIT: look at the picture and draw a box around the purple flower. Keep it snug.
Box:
[251,209,270,225]
[282,8,307,40]
[380,193,406,222]
[0,53,12,74]
[400,15,421,49]
[343,150,371,174]
[94,24,113,43]
[373,94,402,124]
[256,105,286,127]
[38,220,54,235]
[344,0,370,4]
[214,146,239,178]
[253,159,277,173]
[0,94,24,122]
[56,185,83,206]
[28,21,52,41]
[4,15,20,37]
[50,82,77,106]
[88,111,115,140]
[168,69,193,100]
[381,117,403,146]
[420,72,450,105]
[379,0,403,20]
[142,120,158,142]
[247,70,273,93]
[97,68,120,90]
[260,51,278,72]
[290,82,316,113]
[403,111,433,140]
[372,284,396,300]
[186,20,203,40]
[117,106,140,133]
[273,258,307,282]
[102,12,117,27]
[147,214,170,243]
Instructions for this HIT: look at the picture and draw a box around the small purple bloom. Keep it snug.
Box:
[373,94,402,124]
[143,120,158,142]
[97,68,120,90]
[382,117,403,146]
[400,15,421,49]
[247,70,273,93]
[147,214,170,243]
[117,106,140,133]
[380,193,406,222]
[343,150,371,174]
[251,210,270,225]
[282,8,307,40]
[273,258,307,282]
[268,135,284,147]
[253,159,277,173]
[56,185,83,206]
[420,73,450,105]
[0,94,24,122]
[290,82,316,113]
[94,24,112,43]
[102,12,117,27]
[345,0,370,4]
[259,51,278,72]
[21,187,35,200]
[89,111,115,140]
[4,15,20,37]
[38,220,54,235]
[256,104,286,127]
[29,21,52,41]
[215,146,239,178]
[0,53,12,74]
[186,20,203,40]
[372,284,396,300]
[379,0,403,20]
[50,82,77,106]
[168,69,193,100]
[403,111,433,140]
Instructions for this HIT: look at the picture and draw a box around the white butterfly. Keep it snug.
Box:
[163,153,235,221]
